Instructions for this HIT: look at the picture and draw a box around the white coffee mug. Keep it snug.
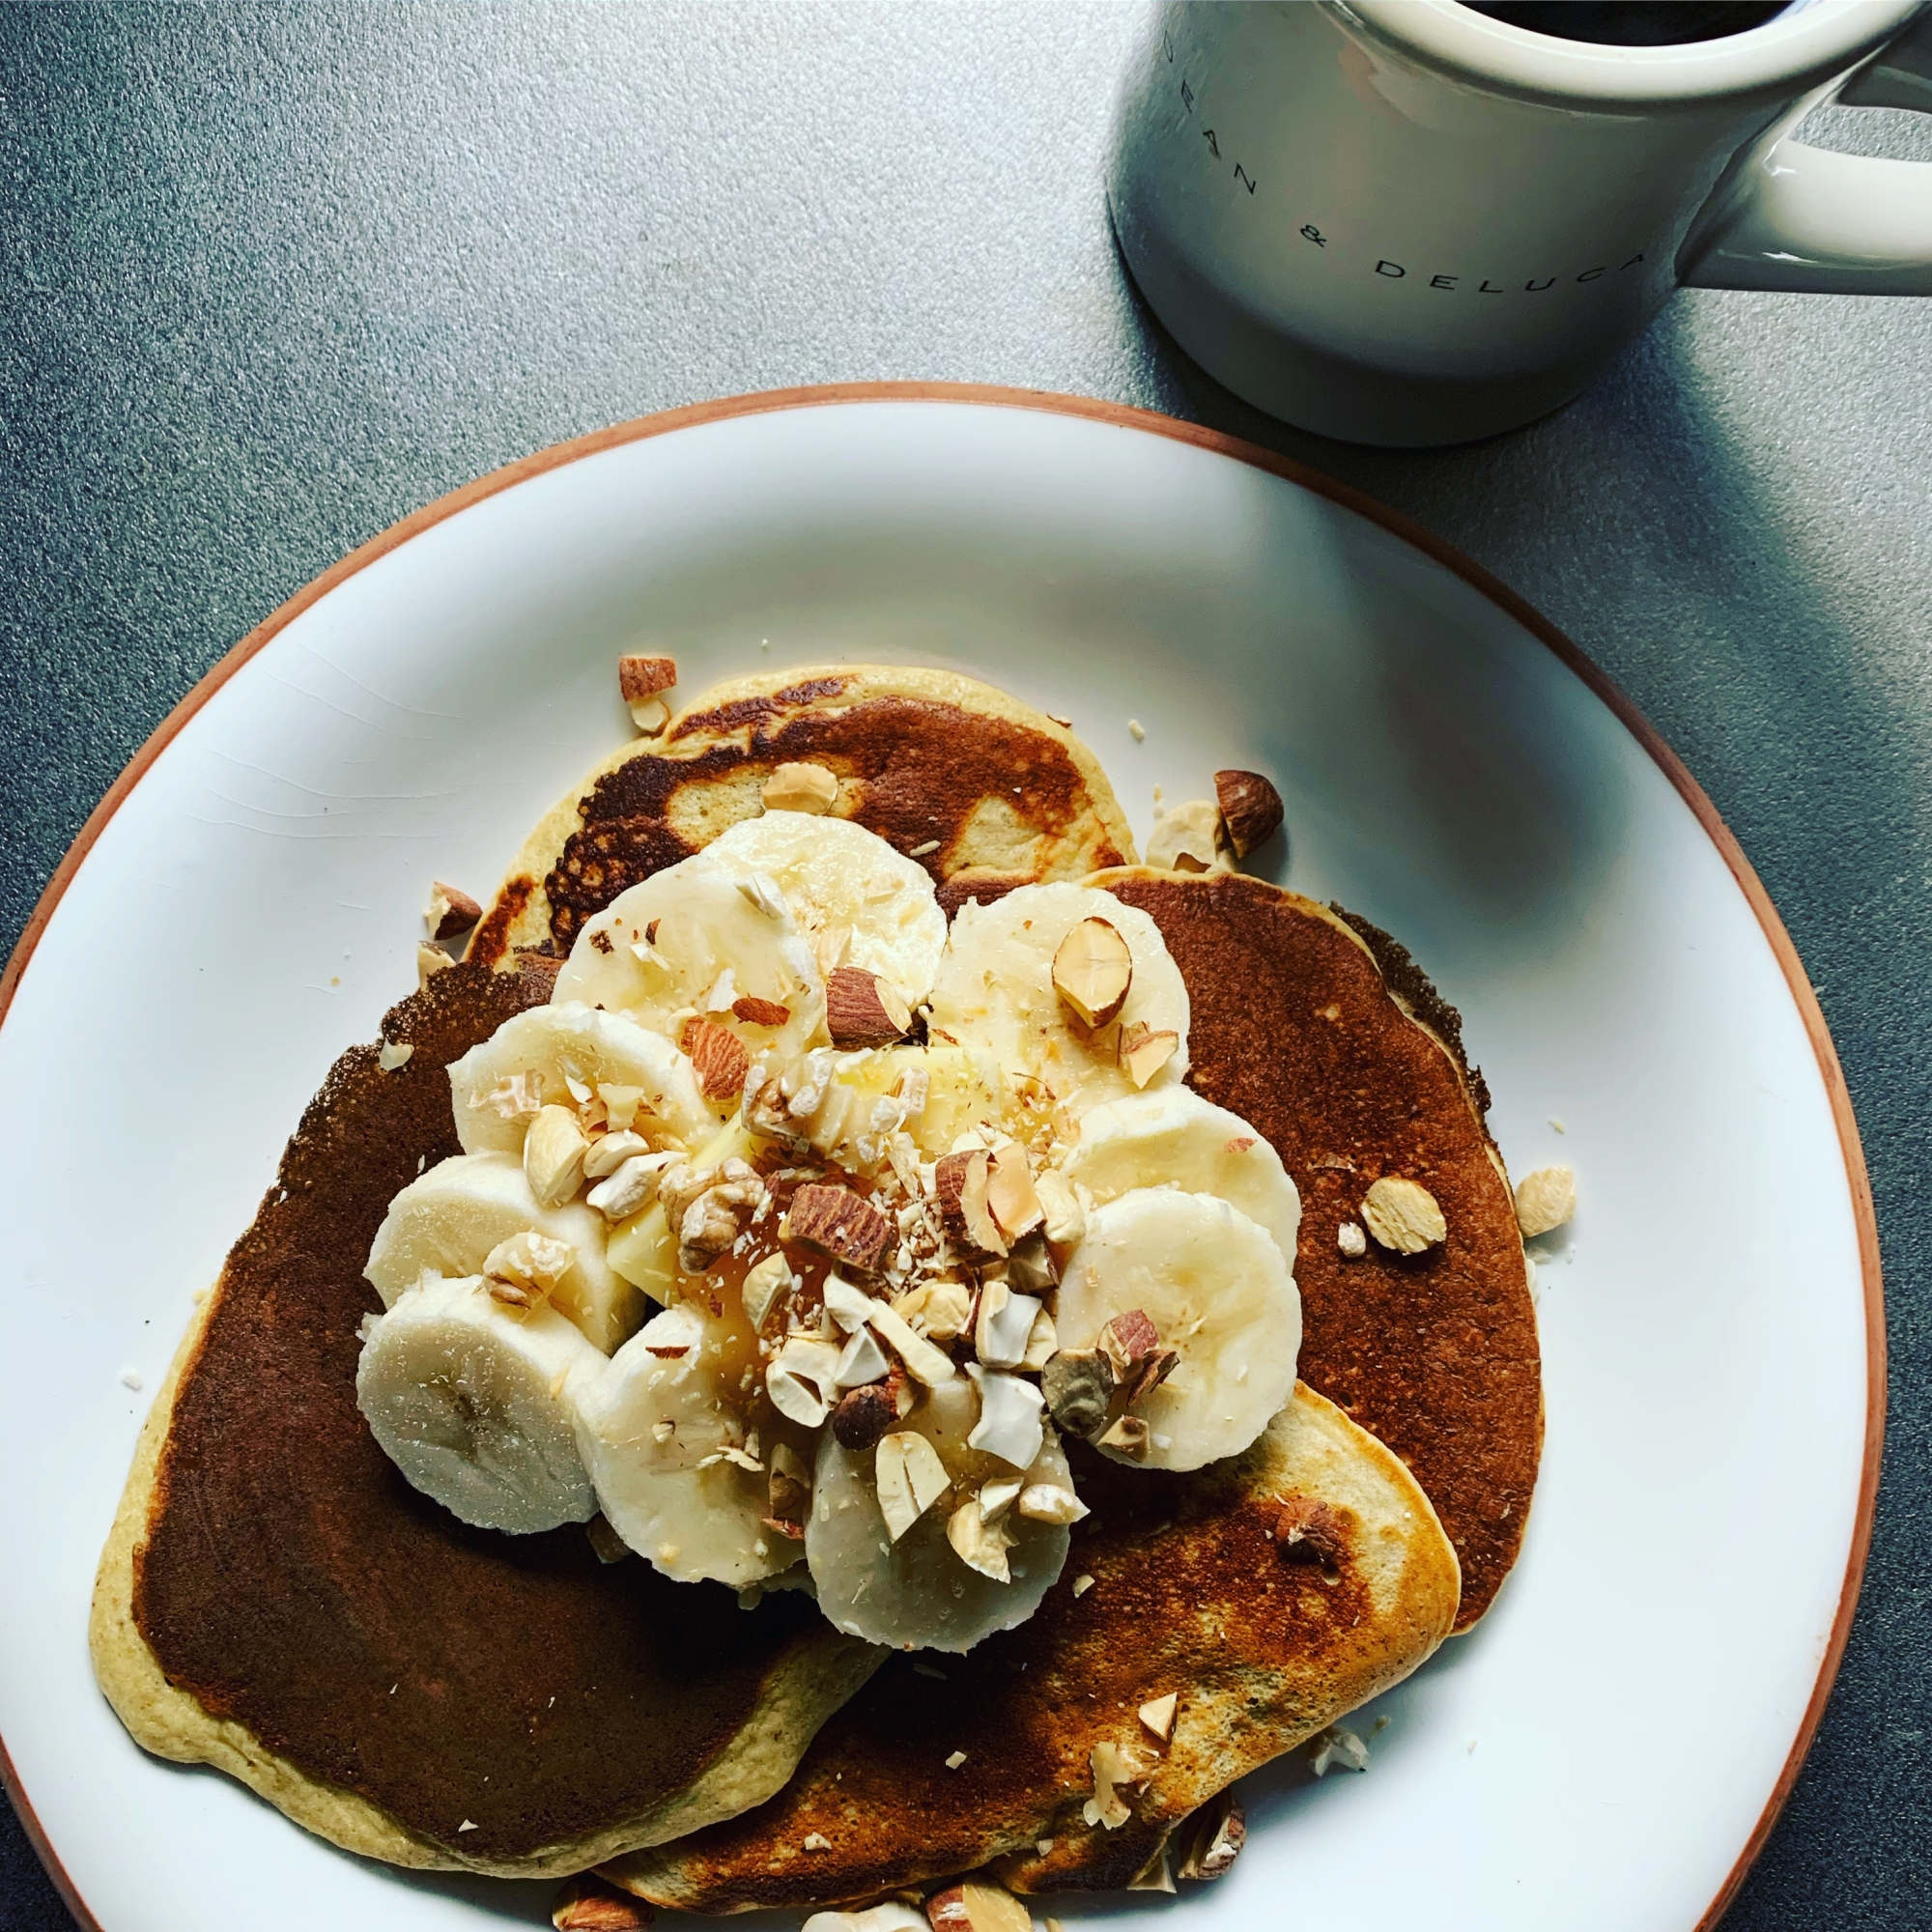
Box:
[1109,0,1932,444]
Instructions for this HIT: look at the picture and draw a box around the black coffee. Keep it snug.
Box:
[1462,3,1791,45]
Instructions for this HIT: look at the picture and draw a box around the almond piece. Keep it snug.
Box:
[618,655,677,732]
[515,948,563,1002]
[1051,918,1133,1028]
[876,1430,952,1542]
[1514,1164,1576,1237]
[1096,1308,1161,1378]
[934,1150,1008,1260]
[424,880,483,942]
[1118,1021,1179,1089]
[524,1105,589,1208]
[766,1441,811,1537]
[826,966,912,1047]
[1145,798,1229,874]
[984,1148,1044,1243]
[1016,1480,1089,1525]
[416,941,454,989]
[946,1495,1015,1581]
[1083,1741,1143,1831]
[731,994,791,1028]
[1213,769,1284,859]
[1139,1691,1179,1742]
[787,1183,895,1272]
[554,1872,656,1930]
[483,1230,575,1303]
[891,1280,973,1342]
[1096,1413,1151,1460]
[1361,1175,1447,1254]
[1174,1790,1245,1881]
[926,1882,1033,1932]
[1272,1496,1348,1568]
[679,1014,752,1104]
[762,761,839,814]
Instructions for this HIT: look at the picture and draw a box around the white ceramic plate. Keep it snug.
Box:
[0,388,1879,1932]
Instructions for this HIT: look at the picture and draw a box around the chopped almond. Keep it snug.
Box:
[1052,917,1133,1028]
[1174,1790,1245,1881]
[424,880,482,942]
[826,966,911,1047]
[1514,1164,1576,1237]
[934,1150,1008,1260]
[1213,768,1284,858]
[731,994,791,1028]
[984,1147,1044,1243]
[554,1872,656,1929]
[1139,1692,1179,1742]
[1361,1175,1447,1254]
[1119,1021,1179,1088]
[926,1882,1031,1932]
[679,1014,752,1104]
[787,1183,895,1272]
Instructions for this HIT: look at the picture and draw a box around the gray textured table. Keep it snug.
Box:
[3,4,1927,1926]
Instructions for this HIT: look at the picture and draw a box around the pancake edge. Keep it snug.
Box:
[89,1273,886,1881]
[477,664,1139,960]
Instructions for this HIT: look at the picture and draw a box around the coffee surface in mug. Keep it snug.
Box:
[1462,3,1793,44]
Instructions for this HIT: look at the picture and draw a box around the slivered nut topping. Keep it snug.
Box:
[1083,1740,1144,1830]
[524,1105,590,1208]
[1052,917,1133,1028]
[1119,1021,1179,1089]
[553,1871,657,1930]
[731,994,791,1028]
[1097,1308,1161,1378]
[762,760,839,814]
[1040,1349,1115,1437]
[925,1883,1033,1932]
[618,655,676,731]
[826,966,912,1048]
[1175,1790,1246,1881]
[765,1441,811,1539]
[984,1148,1044,1243]
[1139,1691,1179,1742]
[679,1014,752,1104]
[876,1430,951,1542]
[425,880,482,941]
[946,1495,1014,1581]
[1514,1164,1576,1237]
[1362,1175,1447,1254]
[1145,797,1227,874]
[1213,768,1285,858]
[788,1183,895,1272]
[935,1150,1008,1260]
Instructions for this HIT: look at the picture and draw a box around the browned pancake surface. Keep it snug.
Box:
[131,964,838,1863]
[529,683,1130,952]
[608,1387,1457,1909]
[1103,871,1540,1630]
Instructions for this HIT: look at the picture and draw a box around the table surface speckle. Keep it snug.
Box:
[3,4,1928,1926]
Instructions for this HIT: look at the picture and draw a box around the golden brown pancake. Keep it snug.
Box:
[470,666,1137,962]
[89,962,881,1879]
[604,1385,1458,1909]
[1096,869,1541,1631]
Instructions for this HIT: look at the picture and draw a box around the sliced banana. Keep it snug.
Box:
[447,1003,716,1154]
[1055,1188,1300,1472]
[1061,1087,1301,1264]
[705,810,948,1005]
[574,1306,798,1588]
[552,853,826,1065]
[365,1151,640,1353]
[355,1273,605,1534]
[926,883,1189,1118]
[807,1377,1073,1651]
[765,1044,1010,1172]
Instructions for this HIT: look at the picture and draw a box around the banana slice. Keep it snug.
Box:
[365,1151,640,1353]
[761,1044,1010,1173]
[704,810,948,1005]
[926,883,1189,1118]
[447,1003,716,1154]
[552,854,826,1065]
[574,1306,799,1588]
[1061,1087,1301,1264]
[1055,1188,1300,1471]
[806,1377,1073,1651]
[355,1273,606,1534]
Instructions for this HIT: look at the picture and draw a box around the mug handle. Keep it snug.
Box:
[1682,7,1932,294]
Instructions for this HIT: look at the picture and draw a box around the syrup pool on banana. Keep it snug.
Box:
[355,806,1302,1650]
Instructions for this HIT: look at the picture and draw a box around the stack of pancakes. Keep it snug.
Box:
[92,668,1540,1901]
